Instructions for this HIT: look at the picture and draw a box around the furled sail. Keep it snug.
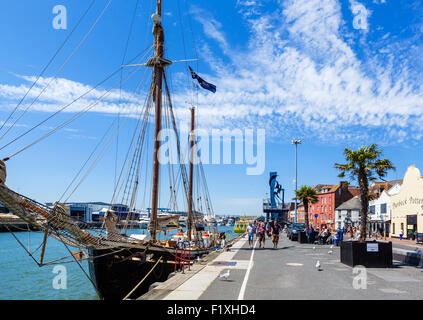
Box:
[148,214,180,233]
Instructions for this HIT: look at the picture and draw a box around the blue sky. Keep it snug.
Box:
[1,0,423,215]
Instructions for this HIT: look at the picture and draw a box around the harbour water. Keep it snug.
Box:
[0,225,238,300]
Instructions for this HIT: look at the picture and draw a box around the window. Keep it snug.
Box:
[369,205,375,214]
[321,198,324,204]
[380,203,387,214]
[329,205,332,211]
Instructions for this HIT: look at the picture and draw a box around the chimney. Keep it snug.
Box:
[340,181,349,190]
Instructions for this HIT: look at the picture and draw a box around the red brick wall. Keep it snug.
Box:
[308,183,358,230]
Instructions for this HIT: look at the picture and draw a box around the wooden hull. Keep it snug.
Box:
[88,245,209,300]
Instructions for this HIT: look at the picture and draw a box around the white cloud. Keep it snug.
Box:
[182,0,423,145]
[1,0,423,146]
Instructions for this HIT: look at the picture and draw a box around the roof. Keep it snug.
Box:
[314,181,358,194]
[369,181,396,197]
[349,188,361,197]
[314,184,339,193]
[335,196,362,210]
[387,179,403,186]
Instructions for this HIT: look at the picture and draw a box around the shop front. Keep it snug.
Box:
[406,214,417,240]
[390,165,423,239]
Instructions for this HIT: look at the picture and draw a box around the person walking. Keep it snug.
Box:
[400,229,403,240]
[336,227,343,246]
[265,222,272,238]
[258,222,266,248]
[306,225,314,244]
[247,223,254,249]
[271,220,281,249]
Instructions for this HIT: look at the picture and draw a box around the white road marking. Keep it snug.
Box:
[237,239,257,300]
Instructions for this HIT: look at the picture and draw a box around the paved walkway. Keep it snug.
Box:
[159,233,423,300]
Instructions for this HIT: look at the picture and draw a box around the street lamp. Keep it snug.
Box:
[292,139,301,223]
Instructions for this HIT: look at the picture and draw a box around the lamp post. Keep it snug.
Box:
[292,139,301,223]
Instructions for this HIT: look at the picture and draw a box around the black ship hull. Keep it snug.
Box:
[88,245,209,300]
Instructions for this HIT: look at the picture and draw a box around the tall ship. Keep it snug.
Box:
[0,0,219,300]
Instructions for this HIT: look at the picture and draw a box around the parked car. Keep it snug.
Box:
[285,224,292,237]
[287,223,306,241]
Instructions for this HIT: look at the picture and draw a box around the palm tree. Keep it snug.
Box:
[334,144,395,242]
[293,185,318,227]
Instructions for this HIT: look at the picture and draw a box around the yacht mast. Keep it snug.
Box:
[187,107,195,241]
[150,0,164,241]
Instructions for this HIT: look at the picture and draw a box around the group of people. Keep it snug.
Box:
[305,225,333,244]
[346,225,361,240]
[246,220,282,249]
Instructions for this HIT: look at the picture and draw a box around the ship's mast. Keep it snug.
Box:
[150,0,164,241]
[187,107,195,241]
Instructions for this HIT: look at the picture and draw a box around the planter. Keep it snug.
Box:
[298,231,308,243]
[340,240,392,268]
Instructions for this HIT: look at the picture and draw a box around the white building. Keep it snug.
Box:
[368,182,401,236]
[335,196,361,229]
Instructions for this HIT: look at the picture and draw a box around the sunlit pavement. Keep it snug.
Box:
[195,233,423,300]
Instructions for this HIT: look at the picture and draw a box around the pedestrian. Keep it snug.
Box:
[400,229,403,240]
[247,223,254,249]
[336,227,343,246]
[271,220,281,249]
[220,232,226,248]
[266,222,272,238]
[354,226,361,240]
[306,225,314,244]
[258,223,266,248]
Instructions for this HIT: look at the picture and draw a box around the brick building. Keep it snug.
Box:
[295,201,306,224]
[308,182,360,230]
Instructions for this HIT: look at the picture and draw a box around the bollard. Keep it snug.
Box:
[188,248,191,271]
[174,248,177,271]
[182,248,185,273]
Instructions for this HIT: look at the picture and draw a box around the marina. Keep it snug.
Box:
[2,0,423,310]
[0,225,238,300]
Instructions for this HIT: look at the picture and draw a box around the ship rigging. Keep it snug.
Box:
[0,0,218,300]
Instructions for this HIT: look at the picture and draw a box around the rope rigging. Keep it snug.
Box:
[1,46,153,161]
[0,0,219,279]
[0,0,114,142]
[0,0,97,136]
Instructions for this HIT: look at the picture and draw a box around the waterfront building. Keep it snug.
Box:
[334,196,361,229]
[308,182,359,230]
[287,202,296,223]
[295,201,306,224]
[368,181,401,237]
[45,201,111,223]
[390,165,423,240]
